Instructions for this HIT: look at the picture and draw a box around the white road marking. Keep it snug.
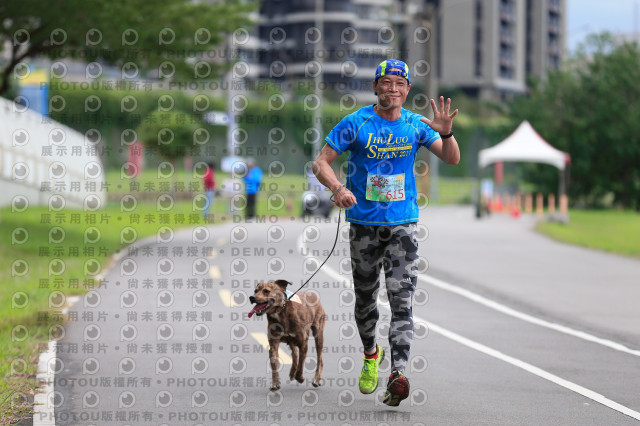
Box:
[300,238,640,421]
[418,274,640,357]
[219,289,237,307]
[421,317,640,421]
[209,265,221,279]
[251,332,293,365]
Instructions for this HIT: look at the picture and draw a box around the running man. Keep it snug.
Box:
[313,59,460,406]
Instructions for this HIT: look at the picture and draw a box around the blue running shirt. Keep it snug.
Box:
[325,105,440,225]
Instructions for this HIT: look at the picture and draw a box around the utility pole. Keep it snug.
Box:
[312,0,325,159]
[415,0,440,202]
[635,0,639,43]
[226,38,238,160]
[425,0,440,202]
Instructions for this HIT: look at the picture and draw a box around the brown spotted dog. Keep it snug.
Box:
[248,279,325,391]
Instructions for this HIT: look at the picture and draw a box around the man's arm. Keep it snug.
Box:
[427,135,461,165]
[312,144,357,208]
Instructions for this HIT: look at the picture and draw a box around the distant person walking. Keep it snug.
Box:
[243,158,263,219]
[202,162,217,220]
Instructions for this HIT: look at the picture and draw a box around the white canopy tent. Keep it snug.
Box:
[479,120,570,171]
[477,121,571,219]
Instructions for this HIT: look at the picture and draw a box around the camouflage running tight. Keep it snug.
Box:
[349,222,418,373]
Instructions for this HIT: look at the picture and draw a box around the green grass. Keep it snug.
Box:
[104,168,475,205]
[0,202,201,421]
[536,209,640,258]
[104,169,308,196]
[431,177,475,205]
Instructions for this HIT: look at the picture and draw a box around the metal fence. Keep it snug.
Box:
[0,97,106,210]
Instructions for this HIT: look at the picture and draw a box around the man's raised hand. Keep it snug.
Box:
[419,96,458,134]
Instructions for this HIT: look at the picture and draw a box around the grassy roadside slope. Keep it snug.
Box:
[536,209,640,259]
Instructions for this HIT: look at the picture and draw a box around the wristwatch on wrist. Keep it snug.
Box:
[440,130,454,139]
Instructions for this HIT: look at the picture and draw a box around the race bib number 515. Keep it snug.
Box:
[366,173,406,202]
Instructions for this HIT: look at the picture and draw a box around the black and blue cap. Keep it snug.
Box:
[374,59,410,84]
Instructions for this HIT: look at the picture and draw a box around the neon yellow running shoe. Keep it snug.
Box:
[358,344,384,394]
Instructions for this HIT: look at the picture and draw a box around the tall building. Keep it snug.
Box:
[434,0,565,102]
[239,0,398,101]
[525,0,565,79]
[236,0,565,104]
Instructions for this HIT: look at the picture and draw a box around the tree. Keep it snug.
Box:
[0,0,256,96]
[136,110,200,166]
[508,33,640,210]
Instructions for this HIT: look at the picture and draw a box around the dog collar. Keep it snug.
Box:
[274,299,288,314]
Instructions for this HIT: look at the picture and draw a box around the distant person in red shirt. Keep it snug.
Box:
[203,162,216,220]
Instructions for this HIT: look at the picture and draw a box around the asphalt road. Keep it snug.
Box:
[48,206,640,425]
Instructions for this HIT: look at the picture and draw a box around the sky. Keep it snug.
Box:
[567,0,640,51]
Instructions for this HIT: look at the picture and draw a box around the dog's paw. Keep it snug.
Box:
[295,374,305,384]
[270,383,280,391]
[312,378,322,387]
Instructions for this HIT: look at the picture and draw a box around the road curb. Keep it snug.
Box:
[32,232,161,425]
[33,340,56,426]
